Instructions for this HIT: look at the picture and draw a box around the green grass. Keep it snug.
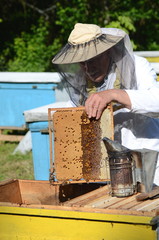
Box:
[0,141,34,181]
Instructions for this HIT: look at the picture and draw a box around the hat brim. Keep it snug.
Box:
[52,34,124,64]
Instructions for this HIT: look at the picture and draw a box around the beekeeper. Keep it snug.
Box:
[52,23,159,186]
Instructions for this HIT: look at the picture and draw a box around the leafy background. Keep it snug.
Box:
[0,0,159,72]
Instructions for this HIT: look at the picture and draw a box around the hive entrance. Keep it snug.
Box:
[48,106,114,184]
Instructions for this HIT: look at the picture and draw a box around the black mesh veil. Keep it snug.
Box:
[55,64,86,106]
[53,28,137,106]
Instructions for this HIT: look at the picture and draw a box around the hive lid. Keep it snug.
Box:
[48,105,114,184]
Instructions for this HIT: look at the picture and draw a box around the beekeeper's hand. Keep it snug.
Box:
[85,89,131,120]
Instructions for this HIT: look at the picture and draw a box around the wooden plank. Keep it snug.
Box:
[108,194,152,210]
[51,179,109,185]
[106,194,138,209]
[0,126,26,142]
[132,199,159,212]
[18,180,60,205]
[84,195,115,208]
[63,185,110,206]
[154,207,159,215]
[0,179,60,205]
[85,195,123,209]
[116,198,142,210]
[0,179,15,186]
[0,126,26,130]
[0,179,22,203]
[110,197,159,212]
[71,193,109,207]
[10,203,156,217]
[0,134,23,142]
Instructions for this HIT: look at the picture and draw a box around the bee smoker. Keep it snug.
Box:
[103,137,136,197]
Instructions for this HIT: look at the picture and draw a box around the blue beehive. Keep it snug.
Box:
[0,72,60,128]
[28,121,50,181]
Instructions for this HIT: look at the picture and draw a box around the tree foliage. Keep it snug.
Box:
[0,0,158,72]
[7,18,61,72]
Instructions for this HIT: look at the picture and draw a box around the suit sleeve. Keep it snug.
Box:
[125,55,159,113]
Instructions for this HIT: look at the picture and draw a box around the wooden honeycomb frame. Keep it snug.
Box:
[48,106,114,184]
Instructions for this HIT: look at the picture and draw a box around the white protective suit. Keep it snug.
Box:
[115,55,159,185]
[67,53,159,185]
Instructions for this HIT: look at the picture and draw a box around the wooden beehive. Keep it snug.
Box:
[0,179,159,240]
[48,105,114,184]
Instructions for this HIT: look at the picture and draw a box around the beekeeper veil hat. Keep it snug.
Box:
[52,23,137,106]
